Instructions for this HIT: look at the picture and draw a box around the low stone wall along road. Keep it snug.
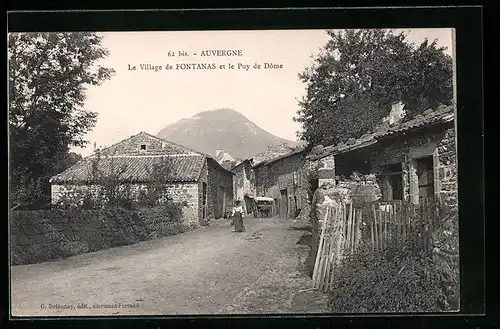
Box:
[11,217,329,316]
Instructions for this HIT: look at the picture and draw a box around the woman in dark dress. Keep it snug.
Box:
[231,200,245,232]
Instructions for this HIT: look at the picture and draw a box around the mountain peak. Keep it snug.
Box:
[191,108,249,121]
[157,109,298,159]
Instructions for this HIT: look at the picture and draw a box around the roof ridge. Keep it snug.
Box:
[306,104,456,161]
[50,153,206,183]
[151,133,205,155]
[90,131,201,157]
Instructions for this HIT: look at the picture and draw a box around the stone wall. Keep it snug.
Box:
[254,165,268,197]
[431,205,460,309]
[97,132,193,156]
[435,127,458,208]
[10,205,196,266]
[317,154,336,187]
[255,151,308,218]
[206,159,234,219]
[233,160,255,212]
[51,182,199,212]
[197,161,208,221]
[368,123,457,208]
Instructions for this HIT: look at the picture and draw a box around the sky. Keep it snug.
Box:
[74,28,453,157]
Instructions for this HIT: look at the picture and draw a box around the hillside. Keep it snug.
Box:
[156,108,299,159]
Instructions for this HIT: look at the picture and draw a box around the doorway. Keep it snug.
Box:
[280,189,288,219]
[202,182,207,219]
[415,156,435,199]
[244,195,253,215]
[216,185,225,218]
[381,163,403,201]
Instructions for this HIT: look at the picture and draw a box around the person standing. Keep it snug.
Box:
[231,199,245,232]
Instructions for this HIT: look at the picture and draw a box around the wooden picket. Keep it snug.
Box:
[312,197,439,292]
[312,204,363,292]
[368,197,438,252]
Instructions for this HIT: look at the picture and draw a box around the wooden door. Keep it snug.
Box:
[280,189,288,219]
[202,182,207,219]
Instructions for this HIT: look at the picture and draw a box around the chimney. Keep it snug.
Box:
[389,101,406,125]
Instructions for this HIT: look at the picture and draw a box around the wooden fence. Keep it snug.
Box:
[370,197,438,251]
[312,204,363,291]
[312,197,439,292]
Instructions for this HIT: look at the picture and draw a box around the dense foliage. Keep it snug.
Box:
[53,151,182,211]
[294,29,453,146]
[327,202,459,313]
[328,240,448,313]
[9,32,115,207]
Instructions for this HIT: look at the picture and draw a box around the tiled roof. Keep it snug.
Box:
[231,158,252,171]
[50,154,205,184]
[98,131,200,156]
[379,105,454,138]
[221,161,236,171]
[308,105,455,161]
[249,144,297,167]
[253,146,307,168]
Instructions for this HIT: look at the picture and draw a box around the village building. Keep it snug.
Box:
[215,149,238,171]
[250,143,297,166]
[215,149,235,164]
[230,159,256,214]
[306,103,457,208]
[49,132,234,223]
[252,147,309,219]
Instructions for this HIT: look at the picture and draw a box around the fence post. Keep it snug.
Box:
[373,205,379,250]
[382,205,386,249]
[370,208,375,249]
[326,207,335,290]
[322,208,334,291]
[356,209,362,250]
[347,203,352,255]
[312,207,328,288]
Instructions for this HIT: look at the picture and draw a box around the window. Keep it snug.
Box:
[293,171,302,187]
[140,144,147,151]
[380,163,403,201]
[415,156,435,198]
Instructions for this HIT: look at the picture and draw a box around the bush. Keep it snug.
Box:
[431,204,460,310]
[328,240,448,313]
[157,200,184,222]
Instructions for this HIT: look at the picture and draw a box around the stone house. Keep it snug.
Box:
[215,149,235,164]
[307,104,457,207]
[253,147,308,219]
[249,143,297,167]
[49,132,234,223]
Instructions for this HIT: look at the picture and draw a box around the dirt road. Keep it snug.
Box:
[11,217,328,317]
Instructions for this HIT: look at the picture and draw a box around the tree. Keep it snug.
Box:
[8,32,115,207]
[294,29,453,146]
[139,157,174,207]
[89,152,130,208]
